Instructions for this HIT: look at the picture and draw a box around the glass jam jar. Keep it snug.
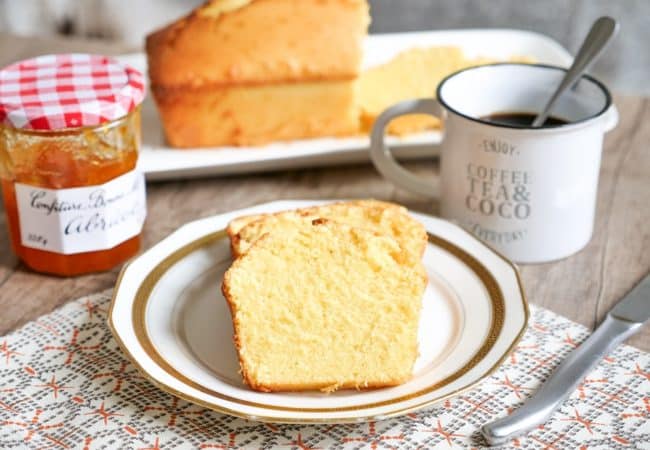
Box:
[0,54,146,276]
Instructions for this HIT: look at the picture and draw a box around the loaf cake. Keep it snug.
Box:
[146,0,370,147]
[227,199,428,257]
[221,219,427,392]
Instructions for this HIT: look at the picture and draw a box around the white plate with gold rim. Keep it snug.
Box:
[108,200,528,423]
[118,29,572,181]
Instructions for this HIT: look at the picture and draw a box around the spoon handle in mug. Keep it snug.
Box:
[532,16,618,127]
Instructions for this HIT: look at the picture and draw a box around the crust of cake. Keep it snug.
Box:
[221,218,427,393]
[240,377,411,393]
[226,200,403,240]
[227,213,264,256]
[226,199,427,258]
[220,268,249,389]
[227,213,265,244]
[146,0,370,88]
[225,200,403,247]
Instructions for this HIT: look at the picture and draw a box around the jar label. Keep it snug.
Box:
[15,170,146,254]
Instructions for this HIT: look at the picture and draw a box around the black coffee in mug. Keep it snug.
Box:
[481,112,569,127]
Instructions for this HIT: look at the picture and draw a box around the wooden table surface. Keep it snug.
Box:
[0,33,648,350]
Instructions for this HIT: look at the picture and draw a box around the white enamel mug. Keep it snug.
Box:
[370,63,618,263]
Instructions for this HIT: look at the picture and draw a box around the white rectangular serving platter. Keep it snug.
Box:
[118,29,573,181]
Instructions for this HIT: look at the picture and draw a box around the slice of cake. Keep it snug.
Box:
[358,47,466,136]
[221,219,427,392]
[146,0,370,147]
[358,46,534,135]
[227,199,427,257]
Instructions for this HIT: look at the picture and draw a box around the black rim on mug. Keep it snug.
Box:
[435,62,613,131]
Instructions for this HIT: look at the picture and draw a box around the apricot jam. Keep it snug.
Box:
[0,54,146,276]
[0,111,144,275]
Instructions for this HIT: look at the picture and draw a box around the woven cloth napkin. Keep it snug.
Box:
[0,290,648,450]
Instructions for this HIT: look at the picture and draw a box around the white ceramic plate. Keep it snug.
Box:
[108,200,528,423]
[117,29,573,181]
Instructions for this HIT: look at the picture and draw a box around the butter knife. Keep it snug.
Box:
[482,273,650,446]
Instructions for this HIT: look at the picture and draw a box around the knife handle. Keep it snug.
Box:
[482,315,641,446]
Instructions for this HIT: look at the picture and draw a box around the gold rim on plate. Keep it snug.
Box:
[108,228,528,423]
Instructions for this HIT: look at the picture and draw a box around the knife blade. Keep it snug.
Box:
[610,274,650,323]
[482,273,650,446]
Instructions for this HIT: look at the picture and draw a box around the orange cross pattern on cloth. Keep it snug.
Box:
[43,328,102,365]
[0,409,66,447]
[419,419,465,446]
[342,421,404,449]
[34,375,72,399]
[92,361,140,392]
[0,339,23,365]
[494,374,532,399]
[460,395,494,418]
[82,299,106,319]
[594,386,629,408]
[281,432,321,450]
[563,333,580,348]
[560,408,606,434]
[143,397,207,433]
[84,401,123,426]
[626,363,650,381]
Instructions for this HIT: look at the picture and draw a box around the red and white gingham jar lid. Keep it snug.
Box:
[0,53,145,131]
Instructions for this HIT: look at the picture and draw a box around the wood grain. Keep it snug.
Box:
[0,34,648,351]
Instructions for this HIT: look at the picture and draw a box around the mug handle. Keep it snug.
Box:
[370,98,445,198]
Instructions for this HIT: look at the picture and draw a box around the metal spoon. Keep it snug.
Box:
[532,16,619,127]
